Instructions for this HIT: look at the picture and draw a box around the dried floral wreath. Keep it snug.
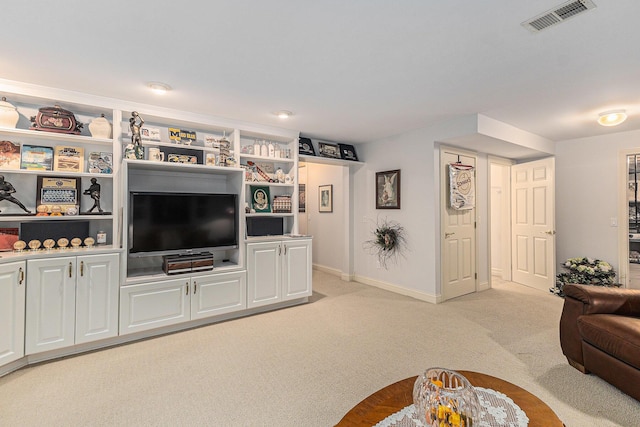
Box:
[364,218,407,268]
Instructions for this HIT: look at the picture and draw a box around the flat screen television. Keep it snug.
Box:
[129,192,238,257]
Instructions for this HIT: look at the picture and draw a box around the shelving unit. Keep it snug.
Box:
[0,91,119,248]
[239,131,299,235]
[0,79,309,377]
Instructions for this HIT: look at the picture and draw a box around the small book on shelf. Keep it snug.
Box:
[0,140,21,170]
[88,151,113,174]
[21,144,54,171]
[54,145,84,173]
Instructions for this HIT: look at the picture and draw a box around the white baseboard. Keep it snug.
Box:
[353,274,441,304]
[313,264,342,277]
[491,267,502,276]
[478,280,490,291]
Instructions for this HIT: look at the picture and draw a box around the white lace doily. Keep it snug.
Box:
[373,387,529,427]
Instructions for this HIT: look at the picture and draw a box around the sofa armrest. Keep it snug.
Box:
[563,284,640,316]
[560,284,640,370]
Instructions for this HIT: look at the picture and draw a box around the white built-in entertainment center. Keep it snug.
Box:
[0,80,312,376]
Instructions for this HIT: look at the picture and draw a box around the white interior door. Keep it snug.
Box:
[441,149,477,300]
[511,157,555,292]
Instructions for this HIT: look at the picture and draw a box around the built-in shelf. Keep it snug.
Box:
[0,127,113,146]
[299,154,363,167]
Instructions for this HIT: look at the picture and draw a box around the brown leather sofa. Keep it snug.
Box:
[560,284,640,401]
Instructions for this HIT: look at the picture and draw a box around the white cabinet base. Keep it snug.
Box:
[120,271,247,335]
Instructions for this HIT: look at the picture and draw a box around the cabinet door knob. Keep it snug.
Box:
[186,283,189,295]
[194,282,197,294]
[18,267,24,285]
[68,262,73,278]
[80,261,84,277]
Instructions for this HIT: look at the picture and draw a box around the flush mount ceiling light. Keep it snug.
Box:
[274,110,293,119]
[147,82,171,95]
[597,109,627,127]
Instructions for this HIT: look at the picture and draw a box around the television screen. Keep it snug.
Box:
[130,192,238,256]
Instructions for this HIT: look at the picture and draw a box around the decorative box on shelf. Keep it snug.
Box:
[272,195,292,213]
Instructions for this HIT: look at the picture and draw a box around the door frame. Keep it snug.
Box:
[439,145,478,300]
[487,156,514,286]
[617,149,640,289]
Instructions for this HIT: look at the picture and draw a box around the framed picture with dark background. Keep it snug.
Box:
[298,137,316,156]
[338,143,358,161]
[318,142,341,159]
[376,169,401,209]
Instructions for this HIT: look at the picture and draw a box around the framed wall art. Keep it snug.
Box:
[318,142,341,159]
[318,184,333,213]
[376,169,401,209]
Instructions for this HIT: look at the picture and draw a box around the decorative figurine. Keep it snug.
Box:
[129,111,145,160]
[83,177,103,213]
[0,175,31,214]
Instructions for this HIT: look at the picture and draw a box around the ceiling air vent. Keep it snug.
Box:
[522,0,596,33]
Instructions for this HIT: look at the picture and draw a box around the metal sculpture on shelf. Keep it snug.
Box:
[0,175,31,214]
[129,111,145,160]
[83,177,103,213]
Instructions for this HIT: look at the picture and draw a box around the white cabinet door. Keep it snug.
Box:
[0,261,26,366]
[26,257,76,354]
[75,253,120,344]
[120,277,190,335]
[247,241,281,308]
[191,271,247,319]
[282,239,312,301]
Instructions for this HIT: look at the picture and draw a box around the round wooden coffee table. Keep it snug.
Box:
[336,370,564,426]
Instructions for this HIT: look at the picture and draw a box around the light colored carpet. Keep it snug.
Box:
[1,271,638,426]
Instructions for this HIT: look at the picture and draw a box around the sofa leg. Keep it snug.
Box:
[566,357,589,374]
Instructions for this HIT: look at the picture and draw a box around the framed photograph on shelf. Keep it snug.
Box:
[376,169,401,209]
[36,175,80,214]
[318,142,341,159]
[319,184,333,213]
[338,143,358,161]
[250,185,271,213]
[299,137,316,156]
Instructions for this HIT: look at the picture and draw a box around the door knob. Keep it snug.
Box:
[544,230,556,235]
[445,232,455,238]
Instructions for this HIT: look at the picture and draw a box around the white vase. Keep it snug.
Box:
[0,97,19,128]
[88,114,112,138]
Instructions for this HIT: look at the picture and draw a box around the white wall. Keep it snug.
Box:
[555,129,640,277]
[304,162,346,274]
[350,115,552,302]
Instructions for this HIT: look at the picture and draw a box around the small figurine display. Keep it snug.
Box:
[0,175,31,214]
[83,177,103,213]
[129,111,145,160]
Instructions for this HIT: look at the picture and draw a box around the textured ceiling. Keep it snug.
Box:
[2,1,639,147]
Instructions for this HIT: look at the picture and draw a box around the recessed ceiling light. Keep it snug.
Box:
[597,109,627,126]
[147,82,171,95]
[275,110,293,119]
